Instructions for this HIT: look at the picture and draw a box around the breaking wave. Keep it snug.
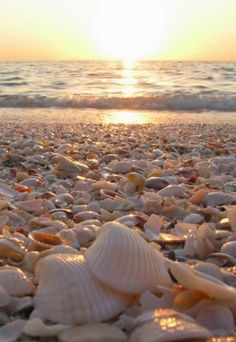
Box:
[0,94,236,112]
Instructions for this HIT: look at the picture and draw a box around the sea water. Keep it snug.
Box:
[0,60,235,124]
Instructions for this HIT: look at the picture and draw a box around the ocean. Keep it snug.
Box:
[0,60,235,124]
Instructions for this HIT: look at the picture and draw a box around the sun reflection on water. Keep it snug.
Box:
[120,60,137,96]
[104,110,150,124]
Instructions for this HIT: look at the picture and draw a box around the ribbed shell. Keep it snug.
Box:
[86,222,171,294]
[203,191,236,207]
[34,254,131,324]
[129,309,211,342]
[0,266,35,296]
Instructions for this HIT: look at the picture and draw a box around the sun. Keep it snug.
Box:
[89,0,170,61]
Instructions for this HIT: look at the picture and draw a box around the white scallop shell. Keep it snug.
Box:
[169,261,236,300]
[129,309,211,342]
[0,266,35,296]
[34,254,131,324]
[86,222,171,294]
[58,323,127,342]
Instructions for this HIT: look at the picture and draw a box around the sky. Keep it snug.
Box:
[0,0,236,61]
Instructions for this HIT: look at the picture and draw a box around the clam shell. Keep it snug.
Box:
[0,266,35,296]
[169,261,236,300]
[15,199,44,213]
[158,185,188,198]
[0,319,26,342]
[58,323,127,342]
[86,222,171,294]
[130,309,211,342]
[34,254,131,324]
[0,238,25,261]
[146,177,169,190]
[203,192,236,207]
[28,231,64,251]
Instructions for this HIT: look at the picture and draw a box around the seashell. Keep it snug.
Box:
[115,213,148,228]
[74,210,100,223]
[143,214,162,235]
[86,222,171,294]
[0,182,20,199]
[0,215,9,228]
[190,188,209,205]
[227,206,236,232]
[15,199,44,213]
[169,261,236,300]
[28,231,64,251]
[56,229,80,249]
[139,289,175,312]
[71,227,95,247]
[0,266,35,296]
[92,180,119,191]
[173,289,209,311]
[0,286,11,307]
[183,213,204,224]
[53,155,89,174]
[34,254,131,324]
[203,192,236,207]
[0,237,25,261]
[206,252,236,267]
[158,185,188,198]
[58,322,127,342]
[125,172,146,193]
[0,319,26,342]
[146,177,169,190]
[23,317,71,337]
[113,161,133,174]
[8,296,33,313]
[221,241,236,257]
[129,309,211,342]
[194,301,234,333]
[20,177,42,188]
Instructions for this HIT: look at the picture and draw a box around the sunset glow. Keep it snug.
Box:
[0,0,236,61]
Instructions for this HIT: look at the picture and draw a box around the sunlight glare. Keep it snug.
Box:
[104,111,150,124]
[89,0,170,61]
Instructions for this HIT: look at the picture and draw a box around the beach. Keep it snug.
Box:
[0,115,235,340]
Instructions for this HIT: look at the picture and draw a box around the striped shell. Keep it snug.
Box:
[203,192,236,207]
[129,309,211,342]
[86,222,171,294]
[34,254,131,324]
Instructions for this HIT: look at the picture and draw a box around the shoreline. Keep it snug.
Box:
[0,107,236,125]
